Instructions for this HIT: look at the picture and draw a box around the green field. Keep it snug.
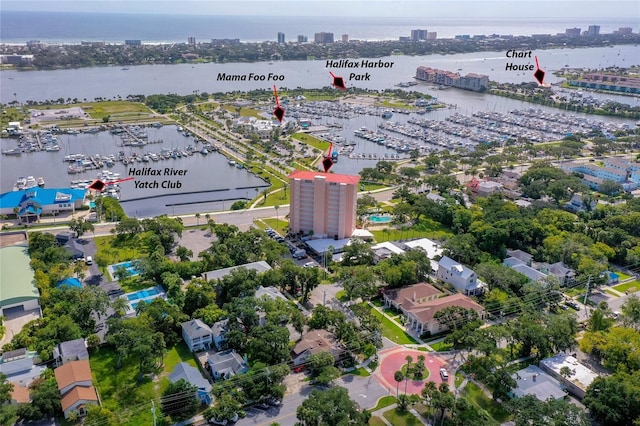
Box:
[613,280,639,293]
[221,104,263,118]
[462,382,511,424]
[33,100,153,120]
[370,307,418,345]
[375,100,418,110]
[371,396,397,412]
[255,218,289,235]
[430,341,453,352]
[292,132,331,151]
[383,408,422,426]
[369,416,387,426]
[370,218,452,243]
[90,342,197,425]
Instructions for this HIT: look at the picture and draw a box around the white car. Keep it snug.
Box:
[85,256,93,265]
[439,368,449,380]
[303,262,316,268]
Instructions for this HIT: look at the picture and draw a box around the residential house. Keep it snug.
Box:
[509,365,566,401]
[202,261,272,282]
[404,293,485,336]
[292,329,342,366]
[0,349,46,388]
[538,262,576,286]
[476,181,504,197]
[169,362,212,404]
[10,384,30,405]
[207,350,249,380]
[540,354,598,399]
[371,241,405,263]
[506,249,534,267]
[53,338,89,367]
[436,256,485,296]
[54,360,99,419]
[383,282,443,311]
[181,319,213,352]
[211,319,230,350]
[503,257,548,283]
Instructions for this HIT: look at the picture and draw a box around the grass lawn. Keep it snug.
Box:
[370,307,418,345]
[383,408,422,426]
[371,396,397,412]
[401,363,430,380]
[430,341,453,352]
[221,104,263,118]
[34,100,153,120]
[349,367,371,377]
[368,361,378,371]
[417,347,431,352]
[261,189,291,207]
[94,234,146,276]
[614,280,639,293]
[463,382,511,424]
[90,342,197,425]
[564,286,586,298]
[375,100,418,110]
[260,218,289,235]
[292,132,331,151]
[605,289,620,297]
[360,182,391,192]
[614,270,633,281]
[336,290,348,302]
[455,372,465,388]
[370,218,452,243]
[369,416,387,426]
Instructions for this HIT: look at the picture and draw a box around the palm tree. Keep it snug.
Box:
[404,355,413,393]
[195,213,201,226]
[274,204,280,223]
[421,381,438,419]
[394,371,404,398]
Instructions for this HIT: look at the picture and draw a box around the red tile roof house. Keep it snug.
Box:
[383,283,485,336]
[54,360,99,419]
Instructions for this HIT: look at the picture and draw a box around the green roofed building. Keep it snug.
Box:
[0,244,40,316]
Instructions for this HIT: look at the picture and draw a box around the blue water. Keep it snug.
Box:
[111,260,141,277]
[369,215,393,223]
[1,11,636,43]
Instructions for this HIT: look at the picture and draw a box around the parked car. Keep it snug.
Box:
[267,397,282,406]
[439,368,449,380]
[303,262,316,268]
[255,402,270,410]
[85,256,93,265]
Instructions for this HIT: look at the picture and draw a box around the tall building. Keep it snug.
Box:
[277,32,285,44]
[341,34,349,43]
[565,28,581,37]
[587,25,601,36]
[314,32,334,43]
[410,29,428,41]
[427,32,437,40]
[124,39,142,46]
[288,170,359,239]
[297,34,308,43]
[188,36,196,46]
[616,27,633,35]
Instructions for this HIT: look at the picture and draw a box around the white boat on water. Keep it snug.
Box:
[13,177,27,191]
[37,177,45,187]
[25,176,37,188]
[228,160,236,166]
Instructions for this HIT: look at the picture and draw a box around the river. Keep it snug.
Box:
[2,45,638,104]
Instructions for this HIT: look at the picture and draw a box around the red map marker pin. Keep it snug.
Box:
[273,85,285,122]
[329,72,347,90]
[88,177,134,191]
[534,56,545,85]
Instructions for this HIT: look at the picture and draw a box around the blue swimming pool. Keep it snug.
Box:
[369,215,393,223]
[122,286,166,313]
[110,260,141,277]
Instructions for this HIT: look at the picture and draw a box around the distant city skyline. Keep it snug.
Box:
[2,0,638,19]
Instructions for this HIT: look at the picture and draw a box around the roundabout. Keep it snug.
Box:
[373,347,449,395]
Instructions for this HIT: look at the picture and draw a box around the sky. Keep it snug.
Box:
[2,0,639,18]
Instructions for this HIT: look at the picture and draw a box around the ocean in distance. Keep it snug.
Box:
[1,11,637,44]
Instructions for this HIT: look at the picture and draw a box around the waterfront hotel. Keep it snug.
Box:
[288,170,359,240]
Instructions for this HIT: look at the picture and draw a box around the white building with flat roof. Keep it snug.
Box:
[540,353,599,399]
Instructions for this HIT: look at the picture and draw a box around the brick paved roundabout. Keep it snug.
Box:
[373,347,449,395]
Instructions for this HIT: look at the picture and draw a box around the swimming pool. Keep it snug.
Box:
[122,286,166,314]
[126,287,159,301]
[109,260,141,278]
[369,215,393,223]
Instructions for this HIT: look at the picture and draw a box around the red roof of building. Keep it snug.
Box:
[288,170,360,185]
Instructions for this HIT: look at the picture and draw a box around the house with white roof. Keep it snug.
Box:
[540,353,598,399]
[436,256,485,296]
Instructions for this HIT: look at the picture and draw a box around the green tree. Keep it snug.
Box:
[161,379,199,421]
[296,387,370,426]
[583,371,640,426]
[69,217,94,237]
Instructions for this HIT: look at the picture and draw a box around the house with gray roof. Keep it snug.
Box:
[503,257,548,283]
[169,362,212,404]
[509,364,566,401]
[0,352,46,388]
[436,256,485,296]
[202,261,272,282]
[538,262,576,286]
[181,319,213,352]
[53,338,89,367]
[506,249,534,266]
[207,350,249,380]
[211,319,230,350]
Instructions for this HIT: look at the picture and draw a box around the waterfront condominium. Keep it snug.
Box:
[288,170,359,239]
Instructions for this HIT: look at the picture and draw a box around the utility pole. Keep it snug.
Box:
[151,400,156,426]
[584,275,591,321]
[323,290,326,306]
